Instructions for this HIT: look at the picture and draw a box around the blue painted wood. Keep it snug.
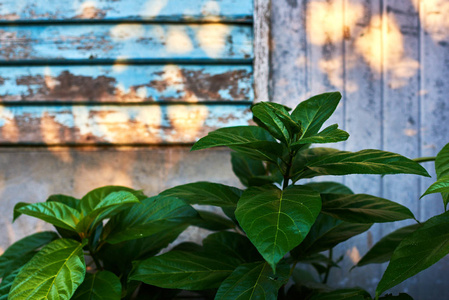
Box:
[0,24,253,61]
[0,65,253,102]
[0,0,253,22]
[0,104,252,144]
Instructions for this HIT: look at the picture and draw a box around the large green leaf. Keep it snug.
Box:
[291,124,349,149]
[321,194,416,223]
[421,176,449,199]
[0,231,59,278]
[191,210,236,231]
[305,182,354,195]
[215,262,290,300]
[0,268,20,300]
[309,288,371,300]
[431,143,449,208]
[16,202,81,231]
[356,224,421,268]
[295,149,430,180]
[235,185,321,270]
[291,92,341,138]
[103,195,197,244]
[129,251,238,290]
[231,152,283,187]
[377,211,449,296]
[290,148,340,182]
[291,214,371,256]
[191,126,285,163]
[9,239,86,300]
[72,271,121,300]
[252,102,300,144]
[76,190,140,233]
[47,194,80,210]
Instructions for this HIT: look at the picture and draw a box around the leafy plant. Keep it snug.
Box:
[129,92,430,299]
[354,143,449,299]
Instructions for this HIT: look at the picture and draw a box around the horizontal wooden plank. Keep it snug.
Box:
[0,0,252,23]
[0,24,253,61]
[0,104,252,144]
[0,65,253,102]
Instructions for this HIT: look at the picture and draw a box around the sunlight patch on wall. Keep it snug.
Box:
[166,28,194,54]
[201,1,221,21]
[414,0,449,42]
[141,0,169,18]
[196,24,230,58]
[347,246,361,265]
[0,107,19,142]
[110,24,145,41]
[167,105,209,141]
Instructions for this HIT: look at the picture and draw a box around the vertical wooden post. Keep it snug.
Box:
[254,0,271,102]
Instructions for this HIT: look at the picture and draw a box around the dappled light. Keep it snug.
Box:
[166,27,194,54]
[414,0,449,43]
[167,105,209,141]
[197,24,231,58]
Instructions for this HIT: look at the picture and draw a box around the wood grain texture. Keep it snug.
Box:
[0,24,253,61]
[0,65,253,103]
[0,0,253,22]
[0,104,252,145]
[253,0,271,102]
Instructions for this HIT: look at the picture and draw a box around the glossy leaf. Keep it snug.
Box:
[16,202,81,231]
[309,288,371,300]
[292,124,349,149]
[47,194,80,210]
[215,262,290,300]
[0,231,59,278]
[435,143,449,208]
[191,126,285,163]
[0,268,20,300]
[72,271,121,300]
[235,185,321,270]
[377,211,449,296]
[292,214,371,256]
[356,224,421,268]
[192,210,236,231]
[9,239,86,300]
[291,148,340,182]
[305,181,354,195]
[321,194,416,223]
[231,152,282,187]
[252,102,300,144]
[421,176,449,199]
[76,190,140,233]
[294,149,430,180]
[291,92,341,138]
[129,251,238,290]
[103,195,197,243]
[12,202,32,221]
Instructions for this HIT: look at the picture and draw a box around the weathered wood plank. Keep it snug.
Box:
[0,65,253,103]
[0,104,251,144]
[253,0,270,102]
[0,0,253,22]
[417,0,449,298]
[0,24,253,61]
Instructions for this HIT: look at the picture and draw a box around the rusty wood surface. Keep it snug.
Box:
[0,104,252,145]
[0,0,253,23]
[0,24,253,61]
[0,65,253,103]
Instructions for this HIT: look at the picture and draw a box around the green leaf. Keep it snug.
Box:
[435,143,449,178]
[291,148,340,182]
[215,262,290,300]
[0,231,59,278]
[292,124,349,149]
[291,92,341,138]
[191,210,236,231]
[421,176,449,199]
[356,224,421,268]
[76,190,140,233]
[305,181,354,194]
[16,202,81,231]
[377,211,449,296]
[129,251,238,290]
[0,268,20,300]
[231,152,282,187]
[235,185,321,270]
[12,202,30,221]
[191,126,285,163]
[9,239,86,300]
[379,293,413,300]
[103,195,197,244]
[309,288,371,300]
[252,102,301,144]
[297,149,430,179]
[321,194,416,223]
[291,214,371,256]
[47,194,80,210]
[72,271,121,300]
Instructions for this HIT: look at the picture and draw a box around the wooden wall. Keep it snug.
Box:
[271,0,449,298]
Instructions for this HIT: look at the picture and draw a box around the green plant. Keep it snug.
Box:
[354,142,449,299]
[0,186,235,299]
[127,92,430,299]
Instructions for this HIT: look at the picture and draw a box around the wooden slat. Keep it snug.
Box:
[0,104,251,145]
[0,0,253,22]
[0,65,253,102]
[0,24,253,61]
[253,0,270,102]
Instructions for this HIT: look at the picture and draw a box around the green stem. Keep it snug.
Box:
[282,152,294,190]
[413,156,436,163]
[322,248,333,284]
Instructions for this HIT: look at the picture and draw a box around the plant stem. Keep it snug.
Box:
[89,247,103,271]
[282,152,294,190]
[413,156,436,163]
[322,248,333,284]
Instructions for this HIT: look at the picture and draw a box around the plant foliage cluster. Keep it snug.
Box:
[1,92,447,299]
